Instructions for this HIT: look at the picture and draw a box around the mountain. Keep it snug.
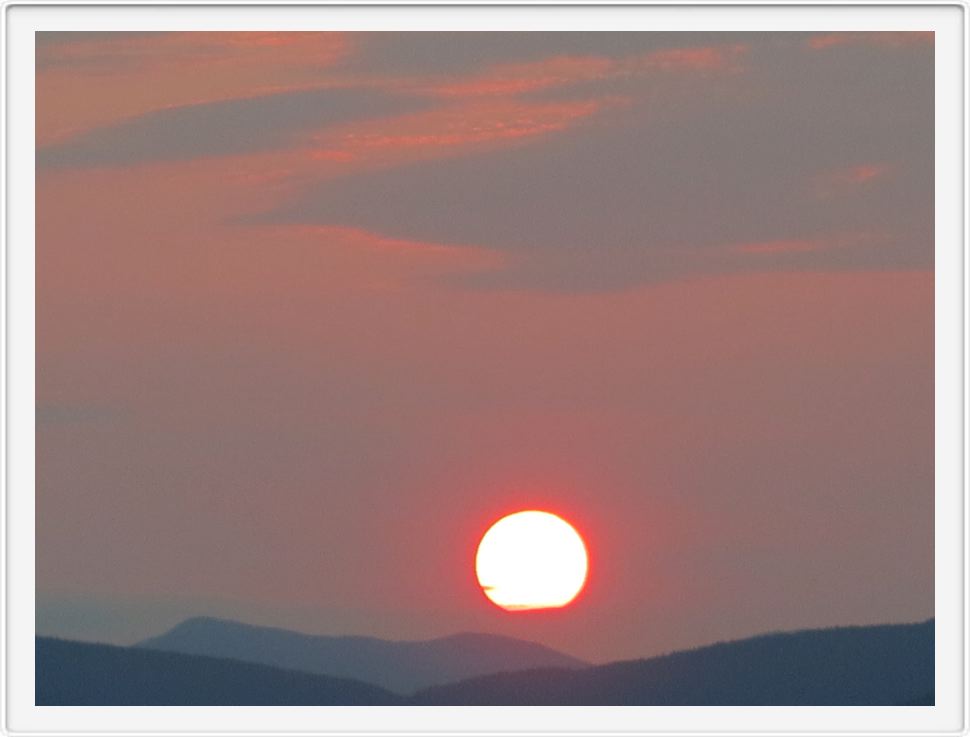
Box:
[137,616,587,694]
[411,620,935,705]
[36,637,402,705]
[39,620,934,705]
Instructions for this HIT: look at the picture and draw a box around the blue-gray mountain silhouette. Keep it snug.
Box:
[35,637,401,705]
[136,616,587,693]
[37,619,933,705]
[412,620,934,705]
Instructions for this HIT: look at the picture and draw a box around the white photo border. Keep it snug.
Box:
[3,3,965,735]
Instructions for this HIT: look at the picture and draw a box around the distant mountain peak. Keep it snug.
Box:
[138,616,586,694]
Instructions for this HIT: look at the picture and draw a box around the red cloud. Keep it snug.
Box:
[425,56,616,97]
[36,32,354,145]
[732,239,827,255]
[813,163,892,198]
[727,231,886,256]
[38,32,353,72]
[304,97,623,168]
[417,43,749,98]
[37,36,748,193]
[260,225,508,290]
[806,32,933,50]
[840,164,891,184]
[629,44,749,73]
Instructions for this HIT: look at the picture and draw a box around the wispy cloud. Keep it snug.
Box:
[420,56,616,98]
[805,32,933,51]
[835,164,891,185]
[37,35,751,184]
[37,87,428,169]
[36,32,355,144]
[813,163,892,198]
[413,43,749,98]
[37,31,353,74]
[240,224,508,292]
[725,231,888,257]
[306,97,623,166]
[36,32,932,293]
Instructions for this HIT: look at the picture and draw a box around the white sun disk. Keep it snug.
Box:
[475,510,588,611]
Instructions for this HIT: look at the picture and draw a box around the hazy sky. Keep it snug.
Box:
[36,32,933,663]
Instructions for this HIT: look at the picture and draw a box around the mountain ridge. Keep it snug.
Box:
[146,615,575,649]
[37,618,934,705]
[36,637,402,705]
[137,615,587,693]
[412,619,935,705]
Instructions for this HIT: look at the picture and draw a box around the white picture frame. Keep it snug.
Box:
[4,3,965,734]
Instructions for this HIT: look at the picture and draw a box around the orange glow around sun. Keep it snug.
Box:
[475,510,589,611]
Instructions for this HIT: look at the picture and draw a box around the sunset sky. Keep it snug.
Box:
[36,31,934,663]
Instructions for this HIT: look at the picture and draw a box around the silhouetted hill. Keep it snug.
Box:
[36,637,402,705]
[38,620,934,705]
[411,620,934,705]
[137,616,586,693]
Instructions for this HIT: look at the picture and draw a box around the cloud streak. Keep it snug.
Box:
[725,231,887,256]
[37,88,429,169]
[806,31,933,51]
[36,32,355,144]
[414,44,748,98]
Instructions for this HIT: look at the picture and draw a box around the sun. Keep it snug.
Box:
[475,510,589,611]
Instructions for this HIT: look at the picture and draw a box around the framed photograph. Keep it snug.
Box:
[3,2,965,735]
